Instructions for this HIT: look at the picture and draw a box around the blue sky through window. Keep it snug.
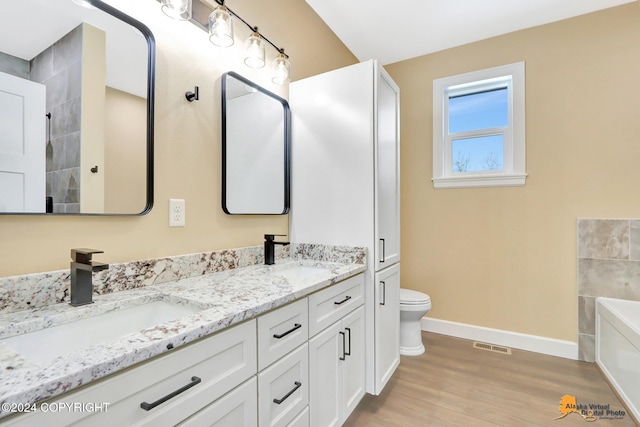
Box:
[448,87,508,172]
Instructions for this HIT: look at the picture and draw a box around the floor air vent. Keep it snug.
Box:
[473,341,512,355]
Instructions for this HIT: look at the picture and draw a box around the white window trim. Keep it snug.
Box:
[432,62,527,189]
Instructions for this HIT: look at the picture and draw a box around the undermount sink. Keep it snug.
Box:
[275,265,330,282]
[0,300,199,364]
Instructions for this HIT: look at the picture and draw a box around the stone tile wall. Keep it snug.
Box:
[577,219,640,361]
[0,52,29,79]
[31,25,83,213]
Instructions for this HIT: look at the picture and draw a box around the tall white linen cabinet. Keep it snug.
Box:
[290,60,401,406]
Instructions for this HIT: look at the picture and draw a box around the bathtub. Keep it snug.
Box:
[595,297,640,423]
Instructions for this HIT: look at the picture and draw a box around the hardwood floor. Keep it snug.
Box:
[344,332,638,427]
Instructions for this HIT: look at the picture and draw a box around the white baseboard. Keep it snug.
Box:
[421,317,579,360]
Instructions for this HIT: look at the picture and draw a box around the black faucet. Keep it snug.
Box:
[69,248,109,306]
[264,234,290,265]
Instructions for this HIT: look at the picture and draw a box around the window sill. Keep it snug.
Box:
[432,173,527,189]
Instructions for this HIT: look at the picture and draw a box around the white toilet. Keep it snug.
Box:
[399,288,432,356]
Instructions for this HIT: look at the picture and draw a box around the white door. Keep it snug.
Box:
[341,306,365,422]
[0,71,46,212]
[374,264,400,394]
[374,65,400,271]
[308,322,341,427]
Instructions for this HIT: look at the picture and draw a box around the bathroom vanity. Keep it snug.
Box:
[0,246,366,426]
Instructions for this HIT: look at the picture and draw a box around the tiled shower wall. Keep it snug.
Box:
[577,219,640,362]
[0,52,29,79]
[31,25,83,213]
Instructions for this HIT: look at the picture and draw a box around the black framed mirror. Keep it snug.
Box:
[0,0,154,215]
[221,72,290,215]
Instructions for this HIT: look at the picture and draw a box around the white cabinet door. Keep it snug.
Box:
[289,61,374,251]
[178,377,257,427]
[308,322,341,427]
[341,306,365,420]
[309,306,365,427]
[374,264,400,394]
[374,65,401,272]
[258,344,309,427]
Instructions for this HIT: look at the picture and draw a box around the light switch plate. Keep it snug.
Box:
[169,199,185,227]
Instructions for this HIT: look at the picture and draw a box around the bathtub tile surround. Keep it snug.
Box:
[578,219,630,259]
[577,219,640,361]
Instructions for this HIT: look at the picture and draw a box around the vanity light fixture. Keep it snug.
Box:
[208,3,234,47]
[158,0,290,84]
[161,0,192,21]
[272,49,291,85]
[210,1,289,81]
[244,29,265,68]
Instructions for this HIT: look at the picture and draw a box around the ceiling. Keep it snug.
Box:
[305,0,638,65]
[1,0,148,97]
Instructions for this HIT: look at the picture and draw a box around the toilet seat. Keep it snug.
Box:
[400,288,431,305]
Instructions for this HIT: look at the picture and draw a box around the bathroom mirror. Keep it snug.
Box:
[0,0,154,215]
[221,72,290,215]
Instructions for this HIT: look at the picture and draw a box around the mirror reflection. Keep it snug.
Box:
[221,72,290,215]
[0,0,154,215]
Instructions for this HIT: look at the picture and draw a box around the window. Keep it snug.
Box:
[432,62,526,188]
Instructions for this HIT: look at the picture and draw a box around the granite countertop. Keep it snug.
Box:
[0,259,365,413]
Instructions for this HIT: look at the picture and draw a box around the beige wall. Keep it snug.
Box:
[0,0,356,277]
[386,3,640,343]
[104,87,146,213]
[80,23,106,213]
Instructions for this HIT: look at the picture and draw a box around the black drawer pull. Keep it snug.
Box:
[140,376,201,411]
[273,381,302,405]
[273,323,302,339]
[334,295,352,305]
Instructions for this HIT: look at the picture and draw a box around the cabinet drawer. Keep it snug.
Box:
[287,406,309,427]
[4,320,257,427]
[258,343,309,427]
[178,377,257,427]
[308,274,364,337]
[258,298,308,370]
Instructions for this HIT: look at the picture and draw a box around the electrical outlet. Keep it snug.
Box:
[169,199,185,227]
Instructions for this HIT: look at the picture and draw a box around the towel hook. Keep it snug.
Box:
[185,86,199,102]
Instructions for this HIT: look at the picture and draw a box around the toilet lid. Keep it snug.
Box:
[400,288,431,305]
